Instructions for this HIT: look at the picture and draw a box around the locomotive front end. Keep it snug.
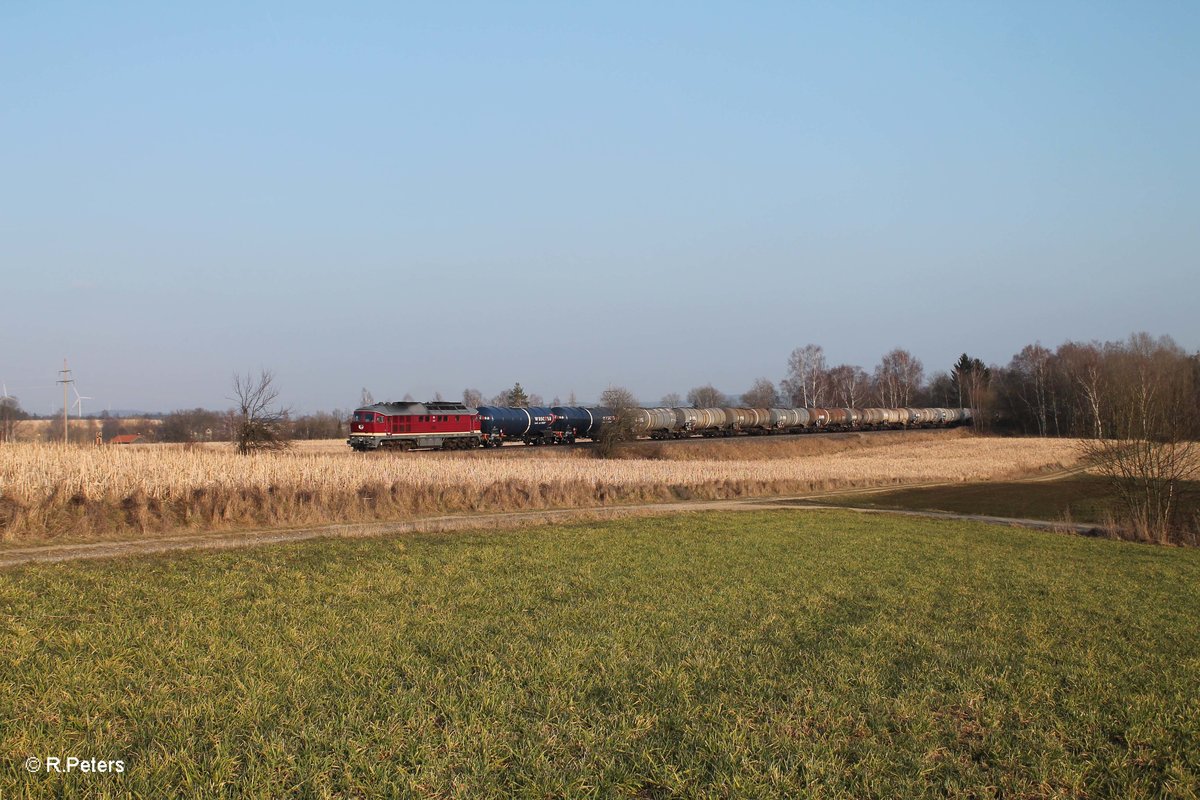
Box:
[348,407,387,451]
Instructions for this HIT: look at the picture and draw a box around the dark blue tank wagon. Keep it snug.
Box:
[476,406,557,446]
[549,406,616,443]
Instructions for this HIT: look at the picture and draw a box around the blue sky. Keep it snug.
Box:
[2,2,1197,413]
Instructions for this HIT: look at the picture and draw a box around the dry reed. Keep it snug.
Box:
[0,437,1084,541]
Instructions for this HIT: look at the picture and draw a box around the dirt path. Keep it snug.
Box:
[0,468,1100,568]
[0,499,783,568]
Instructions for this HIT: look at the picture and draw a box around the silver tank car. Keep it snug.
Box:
[696,408,726,431]
[673,407,702,433]
[631,407,679,438]
[747,408,773,430]
[722,407,754,429]
[767,408,789,429]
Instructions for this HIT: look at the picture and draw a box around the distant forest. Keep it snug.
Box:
[754,332,1199,440]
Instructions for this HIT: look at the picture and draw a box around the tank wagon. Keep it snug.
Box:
[550,406,616,444]
[476,406,556,447]
[349,399,972,451]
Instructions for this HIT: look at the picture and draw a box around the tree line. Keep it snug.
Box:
[436,334,1200,444]
[6,335,1195,450]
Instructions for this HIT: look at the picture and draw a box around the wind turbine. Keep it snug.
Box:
[72,385,93,419]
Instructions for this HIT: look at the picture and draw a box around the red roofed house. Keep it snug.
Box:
[109,434,145,445]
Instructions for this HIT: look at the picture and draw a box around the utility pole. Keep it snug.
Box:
[57,358,73,445]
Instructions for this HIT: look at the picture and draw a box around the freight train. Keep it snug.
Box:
[347,400,971,451]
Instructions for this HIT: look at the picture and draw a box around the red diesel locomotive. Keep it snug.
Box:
[349,401,480,451]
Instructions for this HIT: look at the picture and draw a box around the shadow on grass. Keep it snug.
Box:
[807,476,1200,543]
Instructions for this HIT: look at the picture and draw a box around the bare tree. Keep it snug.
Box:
[873,349,923,408]
[1007,344,1054,436]
[741,378,779,408]
[100,412,128,443]
[660,392,682,407]
[162,408,226,443]
[950,354,990,430]
[1080,334,1199,543]
[291,410,346,440]
[781,344,828,407]
[595,385,638,458]
[1,395,27,443]
[826,365,869,408]
[462,388,484,408]
[1056,341,1108,438]
[231,369,292,455]
[600,385,637,408]
[45,414,86,445]
[923,371,957,408]
[491,383,530,407]
[686,384,725,408]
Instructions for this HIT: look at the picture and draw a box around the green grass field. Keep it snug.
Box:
[2,511,1198,798]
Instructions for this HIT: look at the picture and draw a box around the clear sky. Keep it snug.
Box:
[2,2,1197,413]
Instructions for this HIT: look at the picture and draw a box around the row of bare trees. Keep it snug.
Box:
[1073,337,1198,542]
[632,346,932,414]
[983,335,1199,543]
[461,384,581,409]
[455,346,947,416]
[762,335,1198,543]
[776,345,928,411]
[155,407,347,444]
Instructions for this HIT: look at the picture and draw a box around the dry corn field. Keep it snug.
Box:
[0,435,1085,542]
